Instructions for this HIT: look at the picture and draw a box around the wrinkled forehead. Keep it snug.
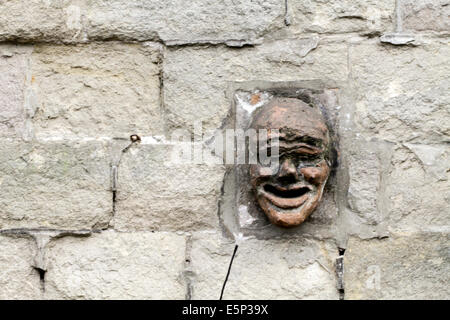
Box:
[250,98,330,144]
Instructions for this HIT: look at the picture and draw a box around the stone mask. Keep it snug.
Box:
[249,97,331,228]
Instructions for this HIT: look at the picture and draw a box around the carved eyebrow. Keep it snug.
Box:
[262,138,323,151]
[278,143,323,155]
[278,135,322,147]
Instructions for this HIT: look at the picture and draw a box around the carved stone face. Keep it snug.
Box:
[249,98,331,228]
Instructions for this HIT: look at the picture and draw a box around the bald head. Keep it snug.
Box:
[250,97,330,147]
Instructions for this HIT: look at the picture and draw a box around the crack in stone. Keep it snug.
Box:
[183,235,194,300]
[336,248,346,300]
[284,0,291,26]
[158,50,167,139]
[33,266,46,292]
[107,138,135,230]
[0,228,92,295]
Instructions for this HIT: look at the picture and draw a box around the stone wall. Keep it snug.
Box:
[0,0,448,300]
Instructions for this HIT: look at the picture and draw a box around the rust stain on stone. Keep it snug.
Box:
[250,93,261,105]
[130,134,141,143]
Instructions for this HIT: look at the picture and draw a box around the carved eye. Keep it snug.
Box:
[295,154,322,169]
[297,154,319,162]
[298,154,315,160]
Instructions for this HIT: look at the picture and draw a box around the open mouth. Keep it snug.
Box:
[263,184,310,198]
[261,184,311,209]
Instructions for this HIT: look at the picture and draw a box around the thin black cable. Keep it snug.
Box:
[219,244,239,300]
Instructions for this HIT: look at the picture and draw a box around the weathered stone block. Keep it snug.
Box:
[0,0,285,45]
[0,0,85,42]
[347,148,379,224]
[164,39,348,136]
[345,139,393,226]
[334,138,394,241]
[114,144,225,231]
[44,230,186,299]
[288,0,395,35]
[189,231,236,299]
[351,41,450,143]
[402,0,450,33]
[344,233,450,299]
[0,234,41,299]
[30,43,162,140]
[0,45,32,141]
[86,0,285,45]
[385,144,450,232]
[190,232,339,299]
[0,141,112,229]
[223,237,339,299]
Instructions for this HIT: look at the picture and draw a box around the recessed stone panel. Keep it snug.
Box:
[220,82,341,239]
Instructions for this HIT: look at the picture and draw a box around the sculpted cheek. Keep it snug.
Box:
[300,163,329,185]
[300,167,321,184]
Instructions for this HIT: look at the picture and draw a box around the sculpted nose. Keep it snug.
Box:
[278,158,298,180]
